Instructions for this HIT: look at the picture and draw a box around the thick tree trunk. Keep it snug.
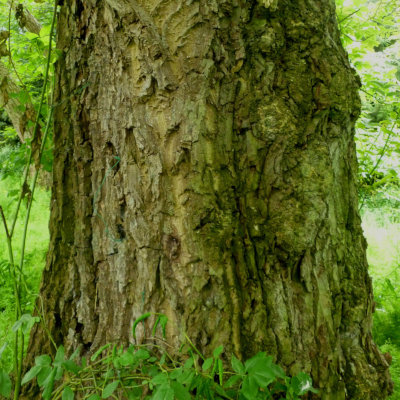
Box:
[27,0,392,398]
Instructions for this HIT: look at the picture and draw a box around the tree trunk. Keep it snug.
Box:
[27,0,392,398]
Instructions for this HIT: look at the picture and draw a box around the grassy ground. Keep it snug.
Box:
[0,174,50,372]
[362,205,400,399]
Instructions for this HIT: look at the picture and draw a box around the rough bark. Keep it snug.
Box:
[27,0,392,398]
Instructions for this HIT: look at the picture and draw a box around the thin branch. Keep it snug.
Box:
[339,8,361,24]
[0,205,10,239]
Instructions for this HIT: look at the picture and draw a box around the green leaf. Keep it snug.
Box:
[171,381,191,400]
[87,395,101,400]
[102,380,119,398]
[152,316,161,336]
[12,314,40,334]
[37,366,53,386]
[202,357,213,371]
[158,314,168,338]
[244,353,279,389]
[159,353,166,366]
[25,31,39,40]
[0,370,11,397]
[224,374,242,388]
[231,355,245,375]
[183,357,194,369]
[35,354,52,366]
[169,367,183,380]
[42,368,57,400]
[177,369,195,386]
[127,386,143,399]
[55,345,65,364]
[55,366,64,381]
[218,358,224,385]
[62,360,81,374]
[62,386,75,400]
[118,351,134,366]
[21,365,42,385]
[291,372,318,395]
[133,348,150,363]
[69,346,81,360]
[240,375,259,400]
[151,383,174,400]
[132,312,152,339]
[152,372,168,386]
[213,345,224,358]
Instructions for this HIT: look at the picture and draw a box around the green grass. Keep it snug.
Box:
[0,173,50,372]
[362,204,400,399]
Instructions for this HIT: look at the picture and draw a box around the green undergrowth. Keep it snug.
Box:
[0,172,50,373]
[0,313,318,400]
[362,199,400,399]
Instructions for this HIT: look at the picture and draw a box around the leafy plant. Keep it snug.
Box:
[14,314,318,400]
[0,1,58,398]
[336,0,400,203]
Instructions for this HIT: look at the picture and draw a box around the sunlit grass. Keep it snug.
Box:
[0,173,50,371]
[363,208,400,279]
[362,205,400,400]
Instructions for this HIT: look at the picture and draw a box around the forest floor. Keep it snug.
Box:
[0,175,399,398]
